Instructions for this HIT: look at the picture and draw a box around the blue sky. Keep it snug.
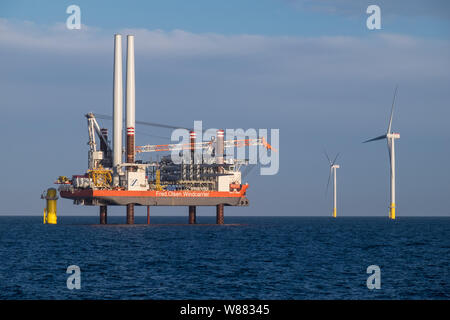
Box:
[2,0,450,37]
[0,0,449,217]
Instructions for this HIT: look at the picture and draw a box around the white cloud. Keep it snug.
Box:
[2,18,449,81]
[0,18,107,53]
[1,19,449,120]
[0,18,445,54]
[0,19,449,215]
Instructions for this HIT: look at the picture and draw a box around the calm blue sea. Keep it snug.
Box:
[0,216,448,300]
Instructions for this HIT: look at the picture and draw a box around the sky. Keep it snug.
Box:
[0,0,449,217]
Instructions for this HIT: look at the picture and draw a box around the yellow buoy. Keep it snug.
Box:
[42,188,58,224]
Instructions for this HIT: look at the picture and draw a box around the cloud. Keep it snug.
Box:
[0,18,107,54]
[1,19,449,131]
[0,19,450,216]
[2,18,449,74]
[1,19,449,125]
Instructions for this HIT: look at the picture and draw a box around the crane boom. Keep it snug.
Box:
[136,137,273,153]
[86,113,112,169]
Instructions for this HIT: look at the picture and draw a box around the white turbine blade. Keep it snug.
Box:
[363,134,387,143]
[326,166,332,196]
[387,138,392,160]
[332,152,340,165]
[94,113,193,131]
[324,150,332,165]
[387,85,398,134]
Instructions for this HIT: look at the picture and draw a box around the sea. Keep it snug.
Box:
[0,216,448,300]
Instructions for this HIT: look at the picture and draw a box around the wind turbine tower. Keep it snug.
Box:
[364,86,400,220]
[326,152,340,218]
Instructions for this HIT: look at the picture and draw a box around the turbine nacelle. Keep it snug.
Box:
[331,164,340,169]
[387,133,400,139]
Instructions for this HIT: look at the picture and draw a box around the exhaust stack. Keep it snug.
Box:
[113,34,123,180]
[216,129,224,169]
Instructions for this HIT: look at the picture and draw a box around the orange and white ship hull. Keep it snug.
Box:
[60,185,249,207]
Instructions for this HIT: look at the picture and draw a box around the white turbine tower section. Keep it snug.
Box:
[126,35,135,141]
[113,34,123,184]
[325,152,340,218]
[125,35,136,224]
[364,86,400,220]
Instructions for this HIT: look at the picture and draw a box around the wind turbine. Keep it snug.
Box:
[364,86,400,220]
[325,151,340,218]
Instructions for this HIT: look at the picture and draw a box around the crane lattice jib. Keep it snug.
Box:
[136,137,273,153]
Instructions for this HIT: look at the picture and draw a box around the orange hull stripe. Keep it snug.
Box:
[93,190,243,197]
[62,185,248,198]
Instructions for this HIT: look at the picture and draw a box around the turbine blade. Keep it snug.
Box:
[326,166,332,196]
[324,150,332,165]
[387,85,398,134]
[242,165,256,178]
[387,138,392,160]
[94,113,193,131]
[332,152,340,165]
[363,134,387,143]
